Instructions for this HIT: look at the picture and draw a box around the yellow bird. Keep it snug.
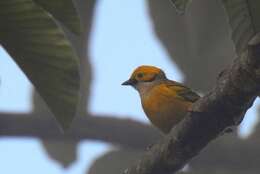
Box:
[122,65,200,134]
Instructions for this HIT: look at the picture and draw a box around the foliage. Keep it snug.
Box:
[170,0,192,14]
[0,0,81,130]
[222,0,260,54]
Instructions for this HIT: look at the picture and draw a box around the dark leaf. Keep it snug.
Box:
[0,0,80,130]
[42,141,78,168]
[222,0,260,54]
[33,0,81,34]
[170,0,192,14]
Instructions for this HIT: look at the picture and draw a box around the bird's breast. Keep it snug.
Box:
[141,85,192,133]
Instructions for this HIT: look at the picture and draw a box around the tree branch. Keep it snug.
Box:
[0,112,161,149]
[123,45,260,174]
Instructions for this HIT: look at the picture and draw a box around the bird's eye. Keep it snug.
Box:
[137,73,144,78]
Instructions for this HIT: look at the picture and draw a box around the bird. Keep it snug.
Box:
[122,65,200,134]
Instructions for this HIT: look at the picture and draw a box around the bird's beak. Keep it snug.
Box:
[121,78,136,86]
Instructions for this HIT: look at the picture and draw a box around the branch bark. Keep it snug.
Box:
[0,112,161,149]
[123,44,260,174]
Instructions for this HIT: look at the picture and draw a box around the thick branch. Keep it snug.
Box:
[0,112,161,149]
[123,45,260,174]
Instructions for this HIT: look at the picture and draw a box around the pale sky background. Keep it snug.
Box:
[0,0,259,174]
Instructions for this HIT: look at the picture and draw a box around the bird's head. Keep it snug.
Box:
[122,65,167,93]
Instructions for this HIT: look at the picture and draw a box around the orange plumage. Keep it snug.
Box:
[122,65,200,134]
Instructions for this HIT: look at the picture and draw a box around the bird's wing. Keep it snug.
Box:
[165,80,200,102]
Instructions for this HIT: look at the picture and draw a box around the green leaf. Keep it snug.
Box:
[33,0,81,34]
[43,141,78,168]
[0,0,80,131]
[222,0,260,54]
[170,0,192,15]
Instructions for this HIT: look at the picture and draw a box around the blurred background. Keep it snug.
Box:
[0,0,260,174]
